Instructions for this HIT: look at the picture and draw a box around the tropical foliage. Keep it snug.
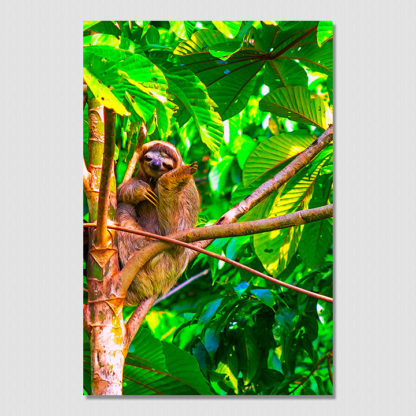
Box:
[83,20,333,395]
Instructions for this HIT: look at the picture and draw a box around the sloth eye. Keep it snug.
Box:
[163,163,173,170]
[144,155,152,162]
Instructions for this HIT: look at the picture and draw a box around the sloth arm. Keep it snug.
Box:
[156,163,198,235]
[116,179,154,265]
[117,178,154,205]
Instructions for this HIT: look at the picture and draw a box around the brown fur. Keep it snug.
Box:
[116,141,200,305]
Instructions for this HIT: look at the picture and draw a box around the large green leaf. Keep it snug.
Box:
[259,86,331,130]
[280,40,333,74]
[212,21,242,39]
[299,167,333,268]
[174,30,264,119]
[83,327,212,395]
[237,328,260,385]
[84,46,174,130]
[253,156,328,276]
[243,131,315,186]
[265,59,308,89]
[317,21,333,47]
[164,66,224,152]
[170,21,196,40]
[83,67,129,116]
[174,29,244,60]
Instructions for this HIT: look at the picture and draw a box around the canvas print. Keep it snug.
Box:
[83,20,333,396]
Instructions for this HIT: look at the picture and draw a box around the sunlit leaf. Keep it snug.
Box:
[83,21,101,31]
[83,67,129,116]
[212,21,242,38]
[243,131,315,186]
[317,21,333,47]
[299,169,333,268]
[164,66,224,152]
[281,40,333,74]
[260,86,331,129]
[170,21,196,40]
[253,157,328,276]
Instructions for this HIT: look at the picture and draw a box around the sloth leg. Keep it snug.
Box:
[116,202,148,266]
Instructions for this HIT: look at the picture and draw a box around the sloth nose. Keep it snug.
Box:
[149,159,161,170]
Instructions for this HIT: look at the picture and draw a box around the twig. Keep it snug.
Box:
[327,355,333,384]
[95,108,116,247]
[123,123,147,184]
[154,269,210,305]
[289,351,333,395]
[125,295,157,345]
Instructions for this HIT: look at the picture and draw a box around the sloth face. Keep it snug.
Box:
[142,150,176,178]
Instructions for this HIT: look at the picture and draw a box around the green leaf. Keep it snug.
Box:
[243,131,315,186]
[253,156,328,276]
[174,31,264,119]
[238,328,260,384]
[116,54,169,101]
[124,327,212,395]
[209,156,234,193]
[260,86,331,130]
[212,21,242,39]
[83,34,134,52]
[174,29,243,60]
[251,289,275,308]
[83,21,100,31]
[317,21,333,47]
[83,67,129,116]
[164,67,224,153]
[170,21,196,40]
[299,171,333,268]
[281,40,333,74]
[265,59,308,89]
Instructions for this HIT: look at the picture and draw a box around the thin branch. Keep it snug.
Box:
[327,355,333,384]
[154,269,210,305]
[125,296,157,346]
[289,351,333,395]
[85,204,334,302]
[123,123,147,184]
[95,108,116,247]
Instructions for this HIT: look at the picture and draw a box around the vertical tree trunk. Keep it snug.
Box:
[84,98,123,395]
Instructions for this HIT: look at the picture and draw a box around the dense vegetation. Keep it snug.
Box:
[83,20,333,395]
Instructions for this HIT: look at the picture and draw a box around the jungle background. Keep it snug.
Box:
[83,20,333,395]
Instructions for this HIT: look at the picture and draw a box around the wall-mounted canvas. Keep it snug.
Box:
[83,20,333,396]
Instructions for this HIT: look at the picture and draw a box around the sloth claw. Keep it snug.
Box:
[144,189,159,206]
[188,162,198,174]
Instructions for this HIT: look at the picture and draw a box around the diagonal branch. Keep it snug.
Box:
[95,108,116,247]
[154,269,210,305]
[216,125,333,226]
[93,204,333,302]
[125,296,157,346]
